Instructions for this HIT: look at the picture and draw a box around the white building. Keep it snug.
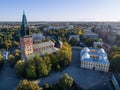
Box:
[80,47,109,72]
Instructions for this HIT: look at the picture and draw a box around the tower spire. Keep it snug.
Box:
[20,11,30,37]
[23,10,25,15]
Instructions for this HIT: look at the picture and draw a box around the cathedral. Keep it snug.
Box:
[20,12,62,61]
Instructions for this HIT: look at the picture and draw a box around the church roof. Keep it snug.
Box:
[33,40,55,49]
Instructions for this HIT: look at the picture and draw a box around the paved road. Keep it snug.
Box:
[0,64,19,90]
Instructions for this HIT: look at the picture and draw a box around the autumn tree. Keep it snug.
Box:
[69,37,79,46]
[110,55,120,72]
[26,60,36,79]
[14,50,21,60]
[59,73,73,90]
[0,54,4,69]
[14,60,25,77]
[37,62,49,77]
[109,46,120,72]
[7,55,16,67]
[16,79,42,90]
[43,56,52,72]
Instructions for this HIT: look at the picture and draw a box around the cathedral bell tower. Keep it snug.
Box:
[20,11,33,61]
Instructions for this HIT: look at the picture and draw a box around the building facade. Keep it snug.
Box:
[80,47,109,72]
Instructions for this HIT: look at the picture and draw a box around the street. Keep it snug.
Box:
[0,64,19,90]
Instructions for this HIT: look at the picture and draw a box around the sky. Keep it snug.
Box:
[0,0,120,21]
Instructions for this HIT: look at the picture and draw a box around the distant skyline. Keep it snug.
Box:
[1,0,120,21]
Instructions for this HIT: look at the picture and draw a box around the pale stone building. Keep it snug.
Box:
[80,47,109,72]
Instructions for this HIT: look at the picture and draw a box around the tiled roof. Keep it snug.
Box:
[33,40,54,49]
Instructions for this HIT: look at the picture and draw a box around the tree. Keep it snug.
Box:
[52,42,72,70]
[59,73,73,90]
[16,80,42,90]
[34,55,43,69]
[12,41,19,48]
[109,46,120,72]
[62,42,72,62]
[56,64,61,71]
[110,54,120,72]
[14,52,21,60]
[37,63,49,77]
[4,41,9,50]
[43,56,52,72]
[14,60,25,77]
[84,38,94,47]
[43,83,49,89]
[69,37,79,46]
[0,54,4,69]
[7,55,16,67]
[14,50,21,60]
[49,54,59,71]
[26,64,36,79]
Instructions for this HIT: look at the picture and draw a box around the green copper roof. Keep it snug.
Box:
[20,11,30,37]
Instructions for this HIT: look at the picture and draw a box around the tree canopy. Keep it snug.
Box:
[0,54,4,69]
[59,73,73,90]
[69,37,79,46]
[109,46,120,72]
[16,80,42,90]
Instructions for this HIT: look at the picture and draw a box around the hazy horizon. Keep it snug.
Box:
[1,0,120,21]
